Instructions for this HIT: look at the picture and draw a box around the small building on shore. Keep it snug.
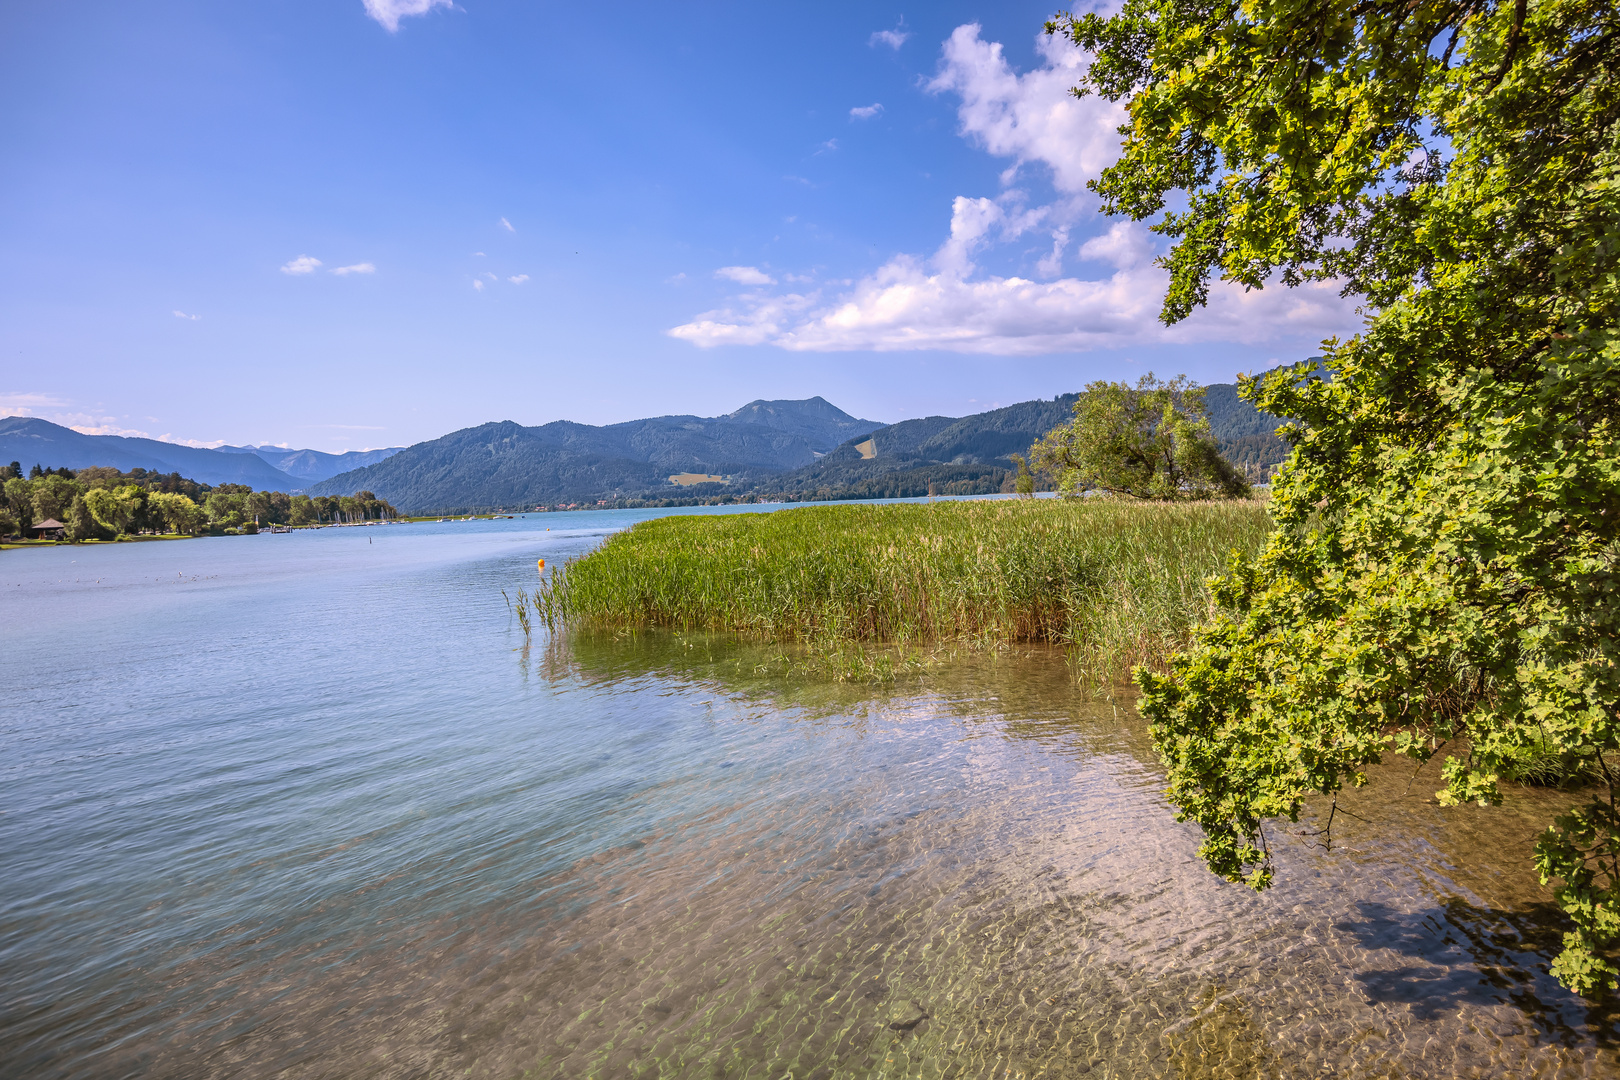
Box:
[32,518,65,540]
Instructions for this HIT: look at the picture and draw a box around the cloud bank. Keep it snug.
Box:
[670,216,1354,355]
[668,24,1362,357]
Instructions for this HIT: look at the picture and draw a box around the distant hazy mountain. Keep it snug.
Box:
[0,417,301,489]
[309,398,887,512]
[216,443,405,484]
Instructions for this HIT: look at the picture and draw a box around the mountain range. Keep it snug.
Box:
[305,397,887,510]
[0,416,403,488]
[215,443,406,482]
[2,386,1286,513]
[307,389,1284,513]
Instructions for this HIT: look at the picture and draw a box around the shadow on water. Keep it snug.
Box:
[1337,896,1620,1045]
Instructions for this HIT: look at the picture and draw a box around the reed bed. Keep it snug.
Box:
[534,499,1273,684]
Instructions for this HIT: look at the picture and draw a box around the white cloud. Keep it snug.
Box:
[172,310,201,321]
[0,391,68,416]
[1036,227,1071,279]
[850,103,883,119]
[499,217,515,232]
[870,24,910,49]
[472,279,485,291]
[715,266,776,286]
[1,395,152,437]
[281,255,322,275]
[926,24,1125,195]
[362,0,451,33]
[936,195,1005,277]
[71,423,154,438]
[1077,221,1153,269]
[330,263,376,275]
[509,274,529,284]
[0,393,237,445]
[156,434,227,448]
[818,138,839,153]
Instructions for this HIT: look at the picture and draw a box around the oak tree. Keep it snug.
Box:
[1051,0,1620,994]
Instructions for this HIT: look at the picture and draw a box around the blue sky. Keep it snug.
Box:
[2,0,1359,451]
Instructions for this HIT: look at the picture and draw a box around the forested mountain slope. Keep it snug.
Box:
[309,385,1290,512]
[1202,383,1289,476]
[308,398,886,512]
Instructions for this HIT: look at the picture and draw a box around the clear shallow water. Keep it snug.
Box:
[1,509,1616,1079]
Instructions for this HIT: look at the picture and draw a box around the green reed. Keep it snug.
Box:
[535,499,1273,685]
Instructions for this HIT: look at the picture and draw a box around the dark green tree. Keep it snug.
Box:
[3,477,33,532]
[64,495,106,542]
[1028,374,1249,500]
[30,474,80,522]
[1054,0,1620,994]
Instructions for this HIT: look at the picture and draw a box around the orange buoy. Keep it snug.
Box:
[537,558,546,574]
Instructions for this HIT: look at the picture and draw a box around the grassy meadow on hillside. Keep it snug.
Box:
[534,498,1273,685]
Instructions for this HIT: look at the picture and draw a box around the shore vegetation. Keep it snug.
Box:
[0,462,398,543]
[535,499,1272,687]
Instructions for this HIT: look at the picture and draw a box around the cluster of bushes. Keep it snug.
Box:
[0,462,398,541]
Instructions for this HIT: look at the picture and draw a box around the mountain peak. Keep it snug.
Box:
[726,396,860,424]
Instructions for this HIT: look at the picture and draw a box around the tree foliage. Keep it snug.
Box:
[1029,374,1251,500]
[84,486,139,535]
[0,468,398,540]
[1051,0,1620,994]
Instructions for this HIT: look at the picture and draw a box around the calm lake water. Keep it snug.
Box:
[2,509,1616,1079]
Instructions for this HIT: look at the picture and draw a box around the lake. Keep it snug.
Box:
[2,509,1615,1078]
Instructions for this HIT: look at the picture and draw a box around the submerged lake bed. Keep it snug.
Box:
[2,511,1615,1079]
